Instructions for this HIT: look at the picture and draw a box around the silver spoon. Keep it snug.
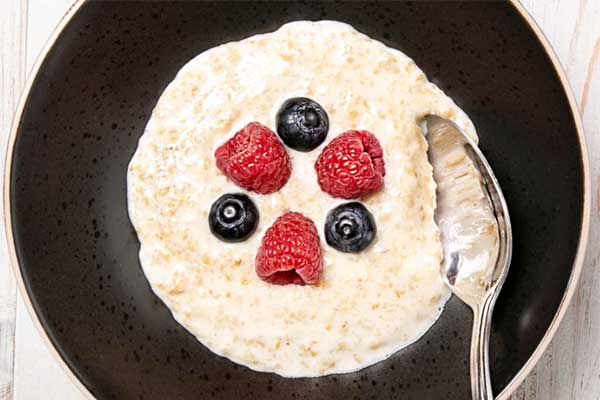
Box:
[424,115,512,400]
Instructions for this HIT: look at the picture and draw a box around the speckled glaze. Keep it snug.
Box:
[8,2,585,400]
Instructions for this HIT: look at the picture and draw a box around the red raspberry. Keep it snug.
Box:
[314,130,385,199]
[215,122,291,194]
[255,212,323,286]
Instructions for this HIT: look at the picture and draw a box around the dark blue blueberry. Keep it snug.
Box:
[209,193,258,242]
[325,202,376,253]
[276,97,329,151]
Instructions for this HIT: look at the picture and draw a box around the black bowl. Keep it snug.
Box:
[6,1,589,399]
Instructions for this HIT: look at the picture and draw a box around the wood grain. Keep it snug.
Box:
[0,1,27,399]
[1,0,598,399]
[580,38,600,117]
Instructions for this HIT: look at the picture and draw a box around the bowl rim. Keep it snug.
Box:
[3,1,591,398]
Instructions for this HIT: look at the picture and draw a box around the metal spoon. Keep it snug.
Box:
[424,115,512,400]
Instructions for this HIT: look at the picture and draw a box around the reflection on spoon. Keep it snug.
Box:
[424,115,512,400]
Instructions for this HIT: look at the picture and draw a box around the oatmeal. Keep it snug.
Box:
[127,21,477,377]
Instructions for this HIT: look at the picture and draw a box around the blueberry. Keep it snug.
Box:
[209,193,259,242]
[325,202,376,253]
[276,97,329,151]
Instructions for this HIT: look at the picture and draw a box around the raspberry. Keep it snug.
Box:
[255,212,323,286]
[215,122,291,194]
[314,130,385,199]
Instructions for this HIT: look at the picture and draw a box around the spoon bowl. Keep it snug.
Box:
[425,115,513,400]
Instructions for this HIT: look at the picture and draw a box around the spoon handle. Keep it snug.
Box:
[470,295,495,400]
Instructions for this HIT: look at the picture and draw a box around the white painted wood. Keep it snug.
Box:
[2,0,597,399]
[26,0,76,70]
[0,1,27,399]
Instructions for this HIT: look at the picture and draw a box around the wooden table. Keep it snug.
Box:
[1,1,598,399]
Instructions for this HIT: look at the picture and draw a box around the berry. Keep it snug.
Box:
[209,193,259,242]
[315,130,385,199]
[276,97,329,151]
[324,202,376,253]
[215,122,291,194]
[255,212,322,285]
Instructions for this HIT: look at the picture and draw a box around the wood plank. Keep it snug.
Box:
[0,1,28,399]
